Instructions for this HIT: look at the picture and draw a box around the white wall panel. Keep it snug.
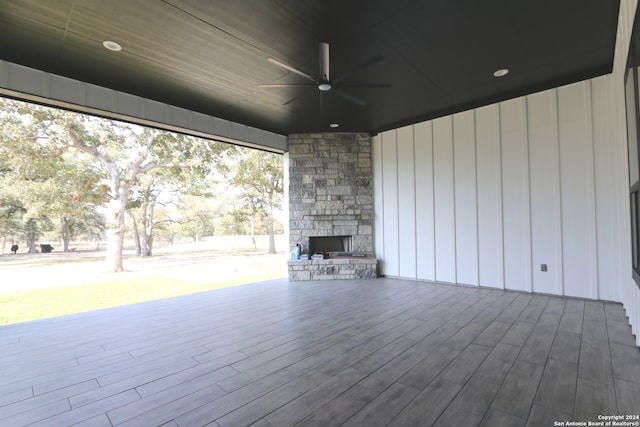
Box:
[414,121,436,281]
[527,91,563,295]
[557,82,598,299]
[500,98,532,292]
[475,105,504,288]
[381,130,400,276]
[433,116,456,283]
[372,74,629,302]
[591,76,620,302]
[453,111,478,286]
[397,126,417,278]
[373,135,385,272]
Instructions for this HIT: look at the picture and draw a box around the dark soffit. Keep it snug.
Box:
[0,0,620,135]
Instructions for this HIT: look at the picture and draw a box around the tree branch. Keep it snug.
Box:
[137,162,188,175]
[66,120,121,196]
[40,144,74,157]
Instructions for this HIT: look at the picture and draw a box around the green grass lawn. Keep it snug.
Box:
[0,270,283,326]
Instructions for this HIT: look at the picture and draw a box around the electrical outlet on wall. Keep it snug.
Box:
[541,264,548,272]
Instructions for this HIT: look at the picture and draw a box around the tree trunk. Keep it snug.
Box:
[128,212,141,256]
[142,198,154,256]
[267,191,276,254]
[25,219,38,253]
[63,217,70,252]
[105,228,124,272]
[250,214,256,248]
[105,186,128,272]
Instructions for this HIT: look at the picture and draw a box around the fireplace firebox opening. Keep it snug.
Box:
[309,235,353,256]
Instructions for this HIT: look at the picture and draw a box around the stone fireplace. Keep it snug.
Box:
[287,133,377,280]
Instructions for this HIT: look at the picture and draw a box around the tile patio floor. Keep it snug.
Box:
[1,278,639,426]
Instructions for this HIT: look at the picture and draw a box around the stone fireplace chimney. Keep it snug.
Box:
[287,133,376,280]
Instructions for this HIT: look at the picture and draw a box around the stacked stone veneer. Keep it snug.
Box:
[288,133,376,281]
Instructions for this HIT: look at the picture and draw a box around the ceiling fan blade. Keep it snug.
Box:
[283,94,304,106]
[331,88,367,107]
[333,54,385,85]
[282,87,316,106]
[267,58,318,83]
[259,83,316,88]
[319,42,330,82]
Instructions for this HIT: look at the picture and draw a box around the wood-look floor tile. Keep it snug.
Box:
[534,358,578,413]
[479,408,526,427]
[491,360,544,419]
[574,378,617,421]
[264,368,367,427]
[549,330,581,363]
[433,378,499,427]
[438,343,492,385]
[342,383,419,427]
[0,278,637,427]
[614,378,640,414]
[387,377,462,427]
[473,342,520,385]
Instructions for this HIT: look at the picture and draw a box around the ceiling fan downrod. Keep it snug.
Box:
[319,41,331,91]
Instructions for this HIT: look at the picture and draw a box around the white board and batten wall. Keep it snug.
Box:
[373,15,640,343]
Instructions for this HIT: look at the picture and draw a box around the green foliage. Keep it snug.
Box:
[0,97,284,256]
[229,149,284,252]
[0,99,106,246]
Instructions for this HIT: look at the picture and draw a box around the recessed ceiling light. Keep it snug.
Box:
[330,123,339,128]
[493,68,509,77]
[102,40,122,52]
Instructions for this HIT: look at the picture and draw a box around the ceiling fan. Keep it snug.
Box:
[260,42,391,109]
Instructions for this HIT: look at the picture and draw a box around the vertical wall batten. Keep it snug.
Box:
[453,111,479,286]
[558,83,599,299]
[397,126,417,278]
[592,77,617,302]
[433,116,456,283]
[585,81,599,300]
[476,105,504,288]
[414,122,436,280]
[373,135,385,273]
[500,98,532,292]
[381,131,400,276]
[527,91,563,296]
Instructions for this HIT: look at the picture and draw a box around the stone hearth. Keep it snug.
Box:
[287,133,376,281]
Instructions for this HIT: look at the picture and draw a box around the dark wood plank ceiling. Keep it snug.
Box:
[0,0,620,135]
